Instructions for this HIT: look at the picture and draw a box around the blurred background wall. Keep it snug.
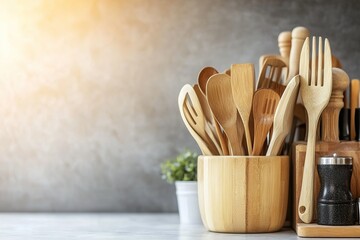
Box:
[0,0,358,212]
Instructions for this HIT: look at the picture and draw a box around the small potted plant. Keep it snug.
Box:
[161,150,202,224]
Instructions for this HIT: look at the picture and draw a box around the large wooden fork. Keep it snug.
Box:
[298,37,332,223]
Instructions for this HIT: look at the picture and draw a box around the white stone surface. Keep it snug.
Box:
[0,213,304,240]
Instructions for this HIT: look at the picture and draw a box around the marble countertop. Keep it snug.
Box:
[0,213,307,240]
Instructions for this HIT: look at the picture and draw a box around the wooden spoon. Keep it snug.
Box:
[196,68,229,155]
[266,76,300,156]
[207,73,243,155]
[252,89,280,156]
[198,67,218,95]
[178,84,219,155]
[231,64,254,155]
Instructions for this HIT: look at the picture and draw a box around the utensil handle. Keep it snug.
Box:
[298,115,318,223]
[244,121,253,155]
[266,133,285,156]
[226,125,243,155]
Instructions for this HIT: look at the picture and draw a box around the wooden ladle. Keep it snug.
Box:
[252,89,280,156]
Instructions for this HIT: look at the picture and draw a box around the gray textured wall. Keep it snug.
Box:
[0,0,359,212]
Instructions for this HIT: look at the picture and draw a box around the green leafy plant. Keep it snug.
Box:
[161,150,198,183]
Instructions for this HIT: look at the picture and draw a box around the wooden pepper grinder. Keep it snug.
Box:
[278,31,291,62]
[321,68,350,142]
[287,26,309,83]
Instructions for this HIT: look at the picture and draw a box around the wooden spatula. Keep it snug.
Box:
[252,89,280,156]
[266,76,300,156]
[230,64,254,155]
[207,73,244,155]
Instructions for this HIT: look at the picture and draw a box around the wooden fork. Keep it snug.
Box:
[298,37,332,223]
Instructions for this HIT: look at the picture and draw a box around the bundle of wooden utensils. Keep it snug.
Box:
[179,26,339,158]
[179,26,360,237]
[179,62,300,156]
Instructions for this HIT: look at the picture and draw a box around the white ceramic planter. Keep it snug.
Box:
[175,181,202,224]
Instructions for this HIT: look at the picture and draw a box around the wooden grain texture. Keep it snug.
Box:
[198,155,289,233]
[293,141,360,237]
[321,68,350,142]
[296,223,360,237]
[297,37,332,223]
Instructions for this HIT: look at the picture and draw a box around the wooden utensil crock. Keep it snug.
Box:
[198,155,289,233]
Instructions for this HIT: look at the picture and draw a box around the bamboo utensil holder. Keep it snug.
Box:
[293,141,360,237]
[198,155,289,233]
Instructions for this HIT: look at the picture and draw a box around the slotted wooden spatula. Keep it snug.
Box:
[178,84,219,155]
[252,89,280,156]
